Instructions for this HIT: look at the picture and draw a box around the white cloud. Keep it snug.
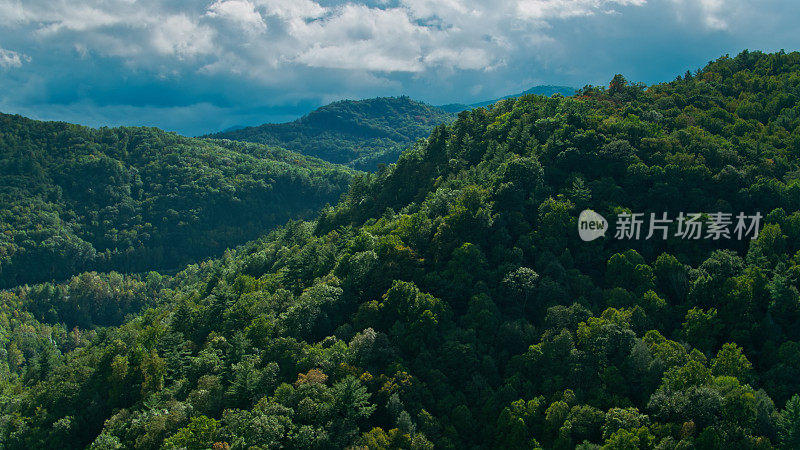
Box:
[0,0,655,75]
[207,0,267,35]
[35,5,125,34]
[298,42,423,72]
[0,46,29,68]
[152,15,216,58]
[0,1,25,26]
[517,0,597,20]
[399,0,469,20]
[4,0,797,136]
[516,0,647,20]
[0,1,137,33]
[294,4,430,72]
[256,0,327,20]
[669,0,736,31]
[423,47,494,71]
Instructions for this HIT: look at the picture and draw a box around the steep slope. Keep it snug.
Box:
[0,114,355,288]
[438,84,577,112]
[3,51,800,449]
[205,96,457,171]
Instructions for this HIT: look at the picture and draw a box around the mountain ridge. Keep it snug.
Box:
[0,112,355,288]
[205,96,456,171]
[437,84,577,112]
[205,87,576,170]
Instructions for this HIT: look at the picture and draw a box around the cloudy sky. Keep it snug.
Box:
[0,0,798,136]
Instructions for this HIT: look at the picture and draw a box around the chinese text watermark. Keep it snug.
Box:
[578,210,762,242]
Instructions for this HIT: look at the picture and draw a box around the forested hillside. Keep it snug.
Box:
[438,85,577,113]
[3,50,800,449]
[206,97,456,171]
[0,115,354,288]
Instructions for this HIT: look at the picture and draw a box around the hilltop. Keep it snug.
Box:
[205,96,456,171]
[438,84,577,112]
[0,114,354,288]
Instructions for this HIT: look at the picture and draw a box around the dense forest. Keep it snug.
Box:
[206,97,456,171]
[2,50,800,449]
[0,116,354,288]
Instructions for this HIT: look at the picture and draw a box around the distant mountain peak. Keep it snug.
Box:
[438,84,577,112]
[205,96,456,171]
[204,88,578,170]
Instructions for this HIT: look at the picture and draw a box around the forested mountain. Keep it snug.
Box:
[0,115,354,288]
[205,97,457,171]
[3,50,800,449]
[438,85,577,113]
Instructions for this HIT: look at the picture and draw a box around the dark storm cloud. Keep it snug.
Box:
[0,0,798,135]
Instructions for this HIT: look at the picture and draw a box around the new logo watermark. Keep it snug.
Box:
[578,210,608,241]
[577,210,762,242]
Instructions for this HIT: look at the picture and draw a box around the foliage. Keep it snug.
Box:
[2,50,800,448]
[0,117,354,288]
[206,96,456,171]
